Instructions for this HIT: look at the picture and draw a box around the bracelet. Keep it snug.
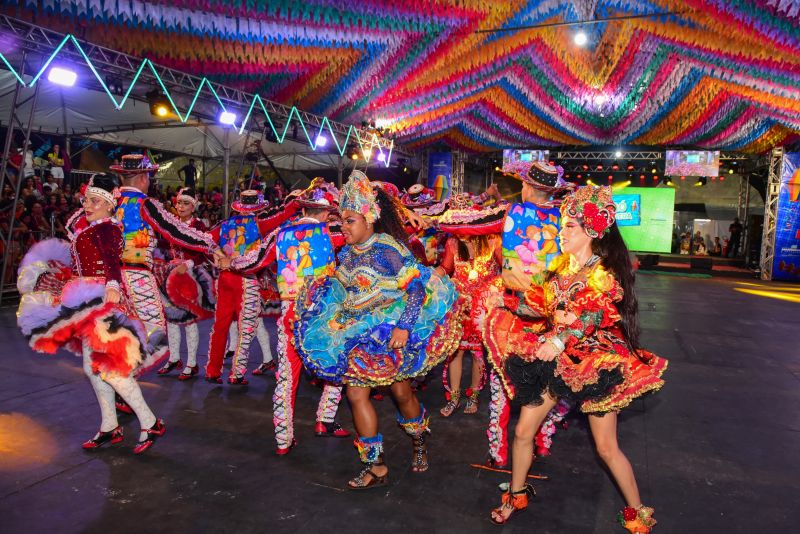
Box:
[105,280,121,292]
[548,336,565,352]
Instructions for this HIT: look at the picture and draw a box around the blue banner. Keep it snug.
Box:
[427,152,452,201]
[773,152,800,281]
[613,194,641,226]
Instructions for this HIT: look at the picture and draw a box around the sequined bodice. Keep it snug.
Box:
[453,250,500,293]
[335,233,425,330]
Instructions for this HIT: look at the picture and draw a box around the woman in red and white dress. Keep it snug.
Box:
[155,187,216,381]
[17,175,166,454]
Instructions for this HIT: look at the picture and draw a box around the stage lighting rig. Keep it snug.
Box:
[147,89,172,118]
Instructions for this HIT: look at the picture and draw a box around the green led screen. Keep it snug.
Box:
[614,187,675,253]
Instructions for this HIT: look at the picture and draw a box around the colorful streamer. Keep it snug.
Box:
[0,1,798,153]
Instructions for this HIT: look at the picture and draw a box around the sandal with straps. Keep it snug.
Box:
[411,432,429,473]
[440,391,461,417]
[347,460,388,490]
[464,391,480,414]
[489,483,535,525]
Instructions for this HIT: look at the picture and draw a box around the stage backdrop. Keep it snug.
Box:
[427,152,452,201]
[773,152,800,281]
[614,187,675,253]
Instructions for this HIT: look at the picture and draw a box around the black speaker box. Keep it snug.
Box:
[690,257,713,270]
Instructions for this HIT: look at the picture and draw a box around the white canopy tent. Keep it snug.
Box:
[0,70,353,171]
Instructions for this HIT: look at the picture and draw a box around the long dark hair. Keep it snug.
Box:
[374,187,409,246]
[591,223,640,350]
[457,234,492,261]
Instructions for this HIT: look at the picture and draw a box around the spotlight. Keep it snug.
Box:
[651,168,657,174]
[582,164,589,171]
[596,164,604,171]
[494,166,501,171]
[666,179,674,186]
[48,67,77,87]
[607,175,613,182]
[574,31,588,47]
[315,134,328,147]
[377,151,386,162]
[105,75,123,95]
[614,151,622,158]
[680,175,686,180]
[728,168,734,174]
[611,164,619,171]
[219,111,237,125]
[695,177,707,187]
[351,152,359,160]
[147,89,172,118]
[639,174,645,180]
[403,167,409,173]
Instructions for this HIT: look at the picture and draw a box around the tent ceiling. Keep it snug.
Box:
[1,2,797,153]
[0,71,353,171]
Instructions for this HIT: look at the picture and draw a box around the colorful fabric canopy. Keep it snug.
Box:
[2,1,798,153]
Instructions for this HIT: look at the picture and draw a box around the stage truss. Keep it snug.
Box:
[759,147,784,280]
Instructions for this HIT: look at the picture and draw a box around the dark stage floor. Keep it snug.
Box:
[1,275,798,533]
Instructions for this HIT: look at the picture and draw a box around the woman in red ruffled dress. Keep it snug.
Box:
[437,232,502,416]
[155,187,216,381]
[17,175,166,454]
[486,186,667,532]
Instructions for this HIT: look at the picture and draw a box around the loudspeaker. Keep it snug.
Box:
[690,257,713,270]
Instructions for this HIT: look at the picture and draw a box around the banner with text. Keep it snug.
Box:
[773,152,800,281]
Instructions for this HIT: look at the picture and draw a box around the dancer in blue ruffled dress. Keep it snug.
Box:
[294,171,462,489]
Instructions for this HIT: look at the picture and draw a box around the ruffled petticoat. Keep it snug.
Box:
[485,307,667,414]
[17,240,148,378]
[155,261,216,325]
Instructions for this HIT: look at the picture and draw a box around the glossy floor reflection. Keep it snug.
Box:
[0,274,798,533]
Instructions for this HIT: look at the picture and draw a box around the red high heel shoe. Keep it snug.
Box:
[82,426,124,450]
[133,419,166,455]
[275,439,297,456]
[177,365,199,381]
[157,360,183,375]
[252,362,276,375]
[314,421,351,438]
[228,375,249,386]
[115,394,134,415]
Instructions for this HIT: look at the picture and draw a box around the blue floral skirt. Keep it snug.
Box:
[294,270,462,387]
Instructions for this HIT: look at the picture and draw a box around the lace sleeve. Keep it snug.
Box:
[382,246,424,332]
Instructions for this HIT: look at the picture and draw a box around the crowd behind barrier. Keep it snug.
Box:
[1,142,290,290]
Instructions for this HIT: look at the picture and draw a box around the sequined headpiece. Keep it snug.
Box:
[561,186,617,238]
[340,170,380,224]
[81,174,119,208]
[175,187,197,207]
